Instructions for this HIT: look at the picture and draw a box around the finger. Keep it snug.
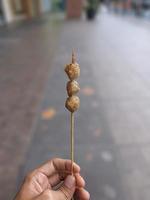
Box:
[49,173,61,187]
[52,175,76,200]
[52,158,80,174]
[49,173,85,188]
[37,176,76,200]
[37,158,80,177]
[75,188,90,200]
[75,173,85,188]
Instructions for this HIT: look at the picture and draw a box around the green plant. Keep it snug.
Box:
[86,0,99,11]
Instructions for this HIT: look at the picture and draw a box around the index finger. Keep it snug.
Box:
[37,158,80,177]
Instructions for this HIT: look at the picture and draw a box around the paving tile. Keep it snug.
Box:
[0,16,61,200]
[20,144,126,200]
[18,11,150,200]
[2,10,150,200]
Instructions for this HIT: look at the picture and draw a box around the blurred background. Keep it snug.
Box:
[0,0,150,200]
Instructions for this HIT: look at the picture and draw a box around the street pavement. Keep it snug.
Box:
[1,10,150,200]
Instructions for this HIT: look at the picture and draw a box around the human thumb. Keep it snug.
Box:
[53,175,76,200]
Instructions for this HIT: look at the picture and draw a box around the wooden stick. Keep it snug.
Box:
[71,112,74,175]
[71,113,74,200]
[65,52,80,200]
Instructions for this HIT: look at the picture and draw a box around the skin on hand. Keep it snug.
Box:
[15,158,90,200]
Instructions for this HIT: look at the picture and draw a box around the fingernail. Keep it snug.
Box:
[64,175,75,189]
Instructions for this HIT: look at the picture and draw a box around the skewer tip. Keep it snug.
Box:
[72,50,76,63]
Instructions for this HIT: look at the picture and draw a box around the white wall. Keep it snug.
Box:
[1,0,52,23]
[40,0,51,13]
[1,0,15,23]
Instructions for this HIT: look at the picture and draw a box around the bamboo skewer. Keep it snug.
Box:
[70,112,74,175]
[65,52,80,199]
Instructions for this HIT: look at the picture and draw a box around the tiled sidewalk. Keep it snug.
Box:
[0,16,61,200]
[20,13,150,200]
[1,11,150,200]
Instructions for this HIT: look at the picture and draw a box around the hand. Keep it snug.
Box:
[15,158,90,200]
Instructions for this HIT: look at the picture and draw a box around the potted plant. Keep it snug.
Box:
[85,0,99,20]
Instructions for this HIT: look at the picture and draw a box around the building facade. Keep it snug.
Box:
[0,0,51,24]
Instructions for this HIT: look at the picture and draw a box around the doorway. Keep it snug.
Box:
[0,0,5,25]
